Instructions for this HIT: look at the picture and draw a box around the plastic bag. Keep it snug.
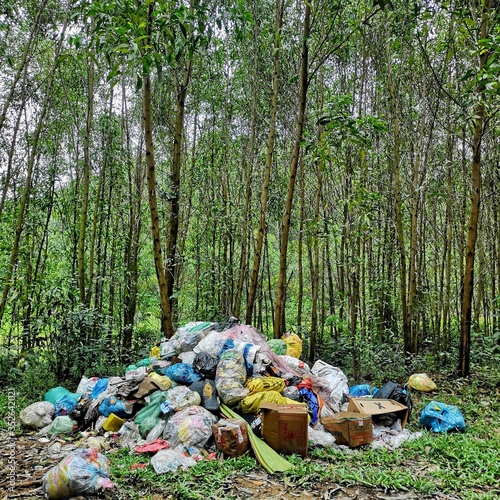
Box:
[148,372,172,390]
[165,363,202,384]
[267,339,287,355]
[117,421,141,449]
[215,349,249,406]
[278,355,310,374]
[420,401,466,433]
[246,376,285,395]
[373,381,413,421]
[281,386,301,401]
[44,387,80,406]
[282,333,303,358]
[151,448,197,474]
[55,395,78,417]
[160,322,212,358]
[38,416,77,436]
[178,350,197,365]
[163,406,217,449]
[311,360,348,412]
[193,330,232,357]
[134,390,169,437]
[20,401,55,429]
[308,426,336,448]
[160,386,201,414]
[42,447,114,499]
[349,384,377,397]
[408,373,437,392]
[76,376,99,396]
[98,396,133,418]
[190,379,220,413]
[89,378,109,399]
[193,351,218,380]
[146,420,167,443]
[241,390,301,414]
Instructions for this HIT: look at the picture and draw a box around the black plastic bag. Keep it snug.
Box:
[193,351,218,380]
[373,381,413,422]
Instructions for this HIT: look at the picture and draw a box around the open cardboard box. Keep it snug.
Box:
[321,411,372,447]
[260,402,309,457]
[348,398,408,428]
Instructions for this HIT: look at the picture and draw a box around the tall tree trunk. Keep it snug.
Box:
[246,0,284,325]
[274,1,310,338]
[459,0,492,377]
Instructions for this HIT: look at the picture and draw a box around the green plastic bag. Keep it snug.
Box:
[44,387,80,406]
[134,390,169,437]
[267,339,287,355]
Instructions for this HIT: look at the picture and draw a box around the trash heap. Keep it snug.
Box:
[18,320,466,499]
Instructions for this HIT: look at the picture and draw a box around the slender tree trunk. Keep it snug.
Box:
[459,0,492,377]
[246,0,284,325]
[274,1,310,338]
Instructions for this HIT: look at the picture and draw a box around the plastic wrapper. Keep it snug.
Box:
[193,351,218,379]
[282,333,303,358]
[98,396,133,418]
[151,448,197,474]
[311,360,348,413]
[163,405,217,449]
[42,448,114,499]
[408,373,437,392]
[308,426,336,448]
[165,363,202,384]
[76,376,99,396]
[38,416,77,436]
[420,401,466,433]
[19,401,55,429]
[278,355,310,374]
[241,390,301,414]
[44,387,80,406]
[267,339,287,355]
[134,390,169,437]
[215,349,249,406]
[246,377,285,395]
[160,386,201,414]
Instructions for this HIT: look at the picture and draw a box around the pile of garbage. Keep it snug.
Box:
[18,320,466,499]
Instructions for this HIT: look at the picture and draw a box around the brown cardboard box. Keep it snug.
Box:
[212,418,249,457]
[260,402,309,457]
[321,411,372,447]
[348,398,408,428]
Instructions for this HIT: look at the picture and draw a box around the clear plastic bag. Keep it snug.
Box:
[151,448,197,474]
[160,386,201,414]
[38,416,77,436]
[20,401,55,429]
[215,349,249,406]
[42,448,114,499]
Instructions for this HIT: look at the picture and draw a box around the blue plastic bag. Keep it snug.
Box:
[90,378,109,399]
[55,395,78,417]
[98,396,132,418]
[420,401,466,432]
[165,363,201,384]
[349,384,377,397]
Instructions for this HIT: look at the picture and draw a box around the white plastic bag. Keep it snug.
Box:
[311,360,349,413]
[19,401,55,429]
[151,448,197,474]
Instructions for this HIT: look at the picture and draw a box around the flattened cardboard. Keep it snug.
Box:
[321,411,372,447]
[260,402,309,457]
[348,398,408,428]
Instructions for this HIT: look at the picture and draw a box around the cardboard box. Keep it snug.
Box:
[321,411,372,447]
[212,418,249,457]
[260,402,309,457]
[348,398,408,428]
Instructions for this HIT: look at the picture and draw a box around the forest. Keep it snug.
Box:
[0,0,500,388]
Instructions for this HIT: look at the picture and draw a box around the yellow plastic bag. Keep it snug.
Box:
[150,346,161,358]
[148,372,172,390]
[408,373,437,392]
[241,391,306,414]
[282,333,302,358]
[246,377,285,395]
